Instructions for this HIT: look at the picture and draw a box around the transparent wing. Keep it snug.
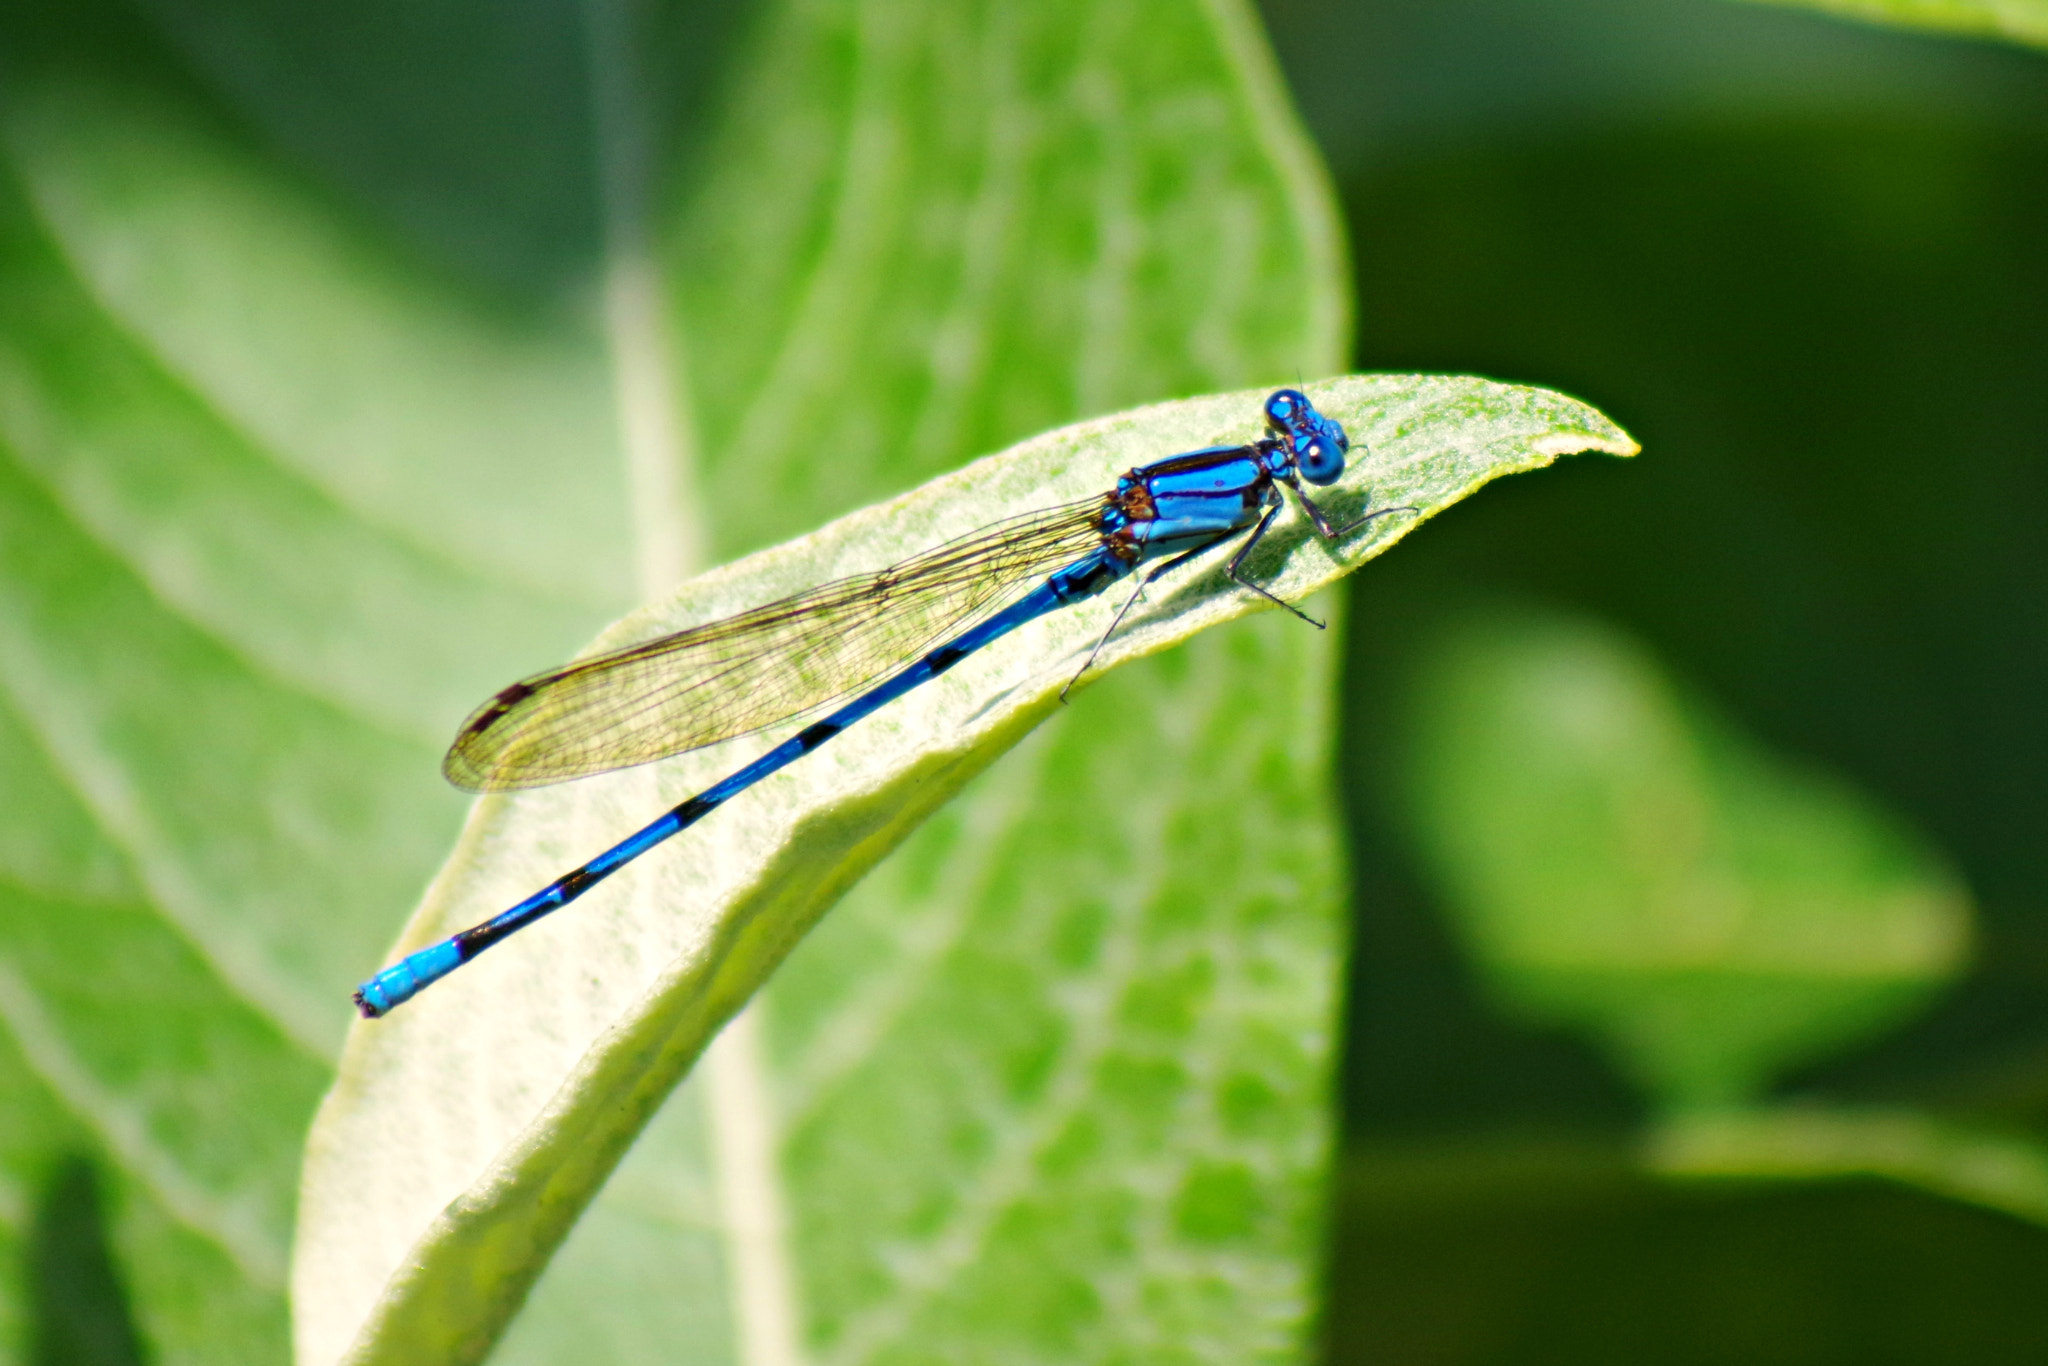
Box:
[444,499,1108,791]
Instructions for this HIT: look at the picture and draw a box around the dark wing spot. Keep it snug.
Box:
[468,680,536,734]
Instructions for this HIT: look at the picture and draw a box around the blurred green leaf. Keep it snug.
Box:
[1649,1106,2048,1225]
[1399,605,1973,1113]
[0,59,616,1366]
[1736,0,2048,49]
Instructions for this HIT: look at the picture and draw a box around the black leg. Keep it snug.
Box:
[1226,504,1326,629]
[1060,579,1146,702]
[1060,538,1231,700]
[1290,483,1418,540]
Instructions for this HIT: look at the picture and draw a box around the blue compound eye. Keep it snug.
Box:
[1296,434,1347,485]
[1264,388,1306,428]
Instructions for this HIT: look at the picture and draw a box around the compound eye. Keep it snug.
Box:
[1297,435,1346,485]
[1264,389,1305,428]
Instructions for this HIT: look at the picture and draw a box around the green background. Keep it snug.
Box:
[1266,0,2048,1360]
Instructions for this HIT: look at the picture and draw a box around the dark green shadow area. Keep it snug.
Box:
[0,0,750,299]
[1328,1154,2048,1366]
[1323,104,2048,1366]
[27,1155,148,1366]
[1337,111,2048,1131]
[1251,0,2048,1356]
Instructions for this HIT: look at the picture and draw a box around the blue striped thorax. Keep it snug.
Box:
[1093,388,1354,568]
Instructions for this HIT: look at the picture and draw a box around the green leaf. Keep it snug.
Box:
[1649,1107,2048,1227]
[1398,605,1973,1113]
[300,378,1633,1365]
[1732,0,2048,49]
[0,61,613,1366]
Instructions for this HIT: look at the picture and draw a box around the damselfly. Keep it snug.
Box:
[355,389,1405,1017]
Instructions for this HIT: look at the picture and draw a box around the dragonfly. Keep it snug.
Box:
[354,389,1408,1017]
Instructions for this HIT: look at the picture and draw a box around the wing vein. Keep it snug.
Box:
[443,499,1107,791]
